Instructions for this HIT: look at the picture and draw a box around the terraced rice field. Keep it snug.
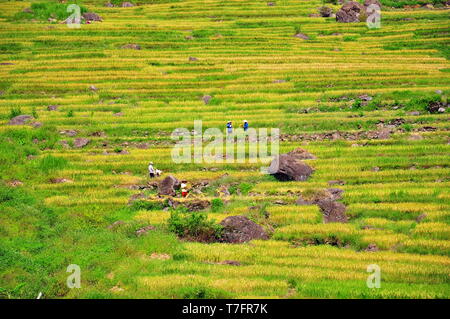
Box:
[0,0,449,299]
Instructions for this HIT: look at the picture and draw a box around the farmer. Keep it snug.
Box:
[243,120,249,131]
[180,180,189,198]
[226,121,233,134]
[148,162,155,178]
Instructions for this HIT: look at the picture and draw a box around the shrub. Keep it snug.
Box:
[13,2,88,22]
[130,200,164,211]
[211,198,224,212]
[168,208,222,242]
[8,107,22,119]
[36,155,68,173]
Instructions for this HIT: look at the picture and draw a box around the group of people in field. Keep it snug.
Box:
[226,120,249,134]
[147,120,250,198]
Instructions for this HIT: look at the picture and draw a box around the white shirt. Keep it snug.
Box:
[148,164,154,173]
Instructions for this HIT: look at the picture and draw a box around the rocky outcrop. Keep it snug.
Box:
[219,215,269,243]
[317,199,348,223]
[8,115,33,125]
[268,154,313,181]
[73,138,90,148]
[121,43,141,50]
[82,12,102,22]
[336,1,366,23]
[158,175,180,196]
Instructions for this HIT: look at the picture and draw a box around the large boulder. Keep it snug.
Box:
[268,154,313,181]
[219,216,269,243]
[319,6,333,17]
[336,1,366,23]
[82,12,102,22]
[363,0,382,8]
[73,138,90,148]
[158,175,180,196]
[317,199,348,223]
[8,115,33,125]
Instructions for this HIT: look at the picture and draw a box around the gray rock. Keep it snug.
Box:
[73,138,90,148]
[268,154,314,181]
[8,115,33,125]
[219,216,269,243]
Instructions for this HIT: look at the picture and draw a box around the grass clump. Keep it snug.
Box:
[168,207,222,242]
[13,2,88,22]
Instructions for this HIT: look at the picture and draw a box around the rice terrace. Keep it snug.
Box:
[0,0,449,300]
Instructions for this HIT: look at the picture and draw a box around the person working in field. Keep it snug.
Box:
[181,180,189,198]
[226,121,233,134]
[148,162,155,178]
[243,120,249,131]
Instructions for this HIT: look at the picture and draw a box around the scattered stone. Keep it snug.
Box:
[136,225,156,237]
[319,6,333,17]
[377,128,391,139]
[365,243,379,252]
[185,35,194,40]
[128,193,146,204]
[184,199,210,211]
[8,115,33,125]
[82,12,102,22]
[110,286,124,293]
[202,95,212,104]
[294,33,309,40]
[435,90,443,95]
[336,1,366,23]
[0,62,15,65]
[268,153,314,181]
[416,213,427,223]
[89,131,106,137]
[89,85,98,91]
[219,216,269,243]
[272,79,287,83]
[104,2,114,7]
[426,100,447,114]
[287,147,316,160]
[32,122,42,128]
[407,111,420,116]
[408,134,423,141]
[121,2,134,7]
[7,180,23,187]
[274,200,287,205]
[317,199,348,223]
[358,94,373,101]
[60,129,78,137]
[371,166,380,172]
[267,2,276,6]
[217,260,241,266]
[150,253,170,260]
[188,56,198,61]
[73,138,90,148]
[50,178,73,183]
[113,112,123,116]
[158,175,180,196]
[47,105,59,111]
[328,180,345,186]
[326,188,344,201]
[121,43,141,50]
[107,220,125,229]
[22,7,33,13]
